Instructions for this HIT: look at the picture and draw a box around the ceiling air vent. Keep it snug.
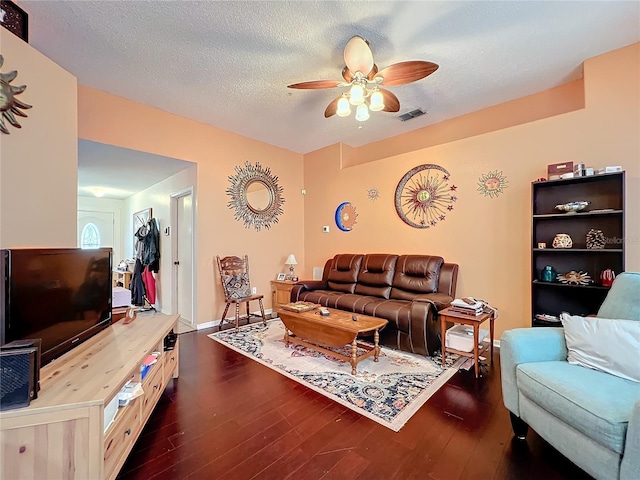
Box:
[398,108,426,121]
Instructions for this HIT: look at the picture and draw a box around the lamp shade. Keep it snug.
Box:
[285,254,298,266]
[355,103,370,122]
[336,96,351,117]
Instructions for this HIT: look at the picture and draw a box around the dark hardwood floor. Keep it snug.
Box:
[117,324,594,480]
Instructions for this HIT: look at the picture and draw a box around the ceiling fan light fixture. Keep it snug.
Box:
[349,83,365,105]
[336,96,351,117]
[355,103,370,122]
[369,90,385,111]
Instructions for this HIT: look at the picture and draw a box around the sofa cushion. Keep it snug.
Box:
[355,254,398,299]
[297,289,344,308]
[517,361,640,454]
[326,254,363,294]
[362,299,412,333]
[560,313,640,382]
[334,294,377,313]
[391,255,444,299]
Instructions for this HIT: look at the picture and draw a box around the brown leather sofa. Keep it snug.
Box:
[290,254,458,357]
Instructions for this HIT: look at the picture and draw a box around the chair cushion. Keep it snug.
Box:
[222,273,251,299]
[560,313,640,382]
[596,272,640,320]
[517,361,640,454]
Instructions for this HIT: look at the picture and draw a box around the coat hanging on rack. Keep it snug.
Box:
[131,217,160,307]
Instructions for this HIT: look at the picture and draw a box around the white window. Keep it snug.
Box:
[81,222,101,249]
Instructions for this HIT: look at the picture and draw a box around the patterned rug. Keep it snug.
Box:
[208,319,462,432]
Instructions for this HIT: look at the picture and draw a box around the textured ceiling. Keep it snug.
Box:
[15,1,640,197]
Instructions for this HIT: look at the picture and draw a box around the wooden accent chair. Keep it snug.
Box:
[216,255,266,332]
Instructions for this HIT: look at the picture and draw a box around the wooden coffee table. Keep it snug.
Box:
[276,307,388,375]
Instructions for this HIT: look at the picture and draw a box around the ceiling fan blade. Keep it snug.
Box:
[342,67,353,83]
[324,96,341,118]
[287,80,342,89]
[376,61,439,86]
[367,64,379,80]
[343,36,374,75]
[379,88,400,112]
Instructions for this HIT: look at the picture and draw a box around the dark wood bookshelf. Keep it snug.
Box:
[531,172,625,323]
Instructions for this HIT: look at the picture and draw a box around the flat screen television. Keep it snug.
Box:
[1,248,113,366]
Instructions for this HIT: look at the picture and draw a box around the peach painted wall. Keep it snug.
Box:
[77,87,305,327]
[0,29,78,248]
[302,43,640,339]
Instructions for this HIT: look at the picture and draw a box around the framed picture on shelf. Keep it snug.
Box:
[276,273,286,281]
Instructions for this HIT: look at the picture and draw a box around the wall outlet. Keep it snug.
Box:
[252,287,257,294]
[322,226,330,233]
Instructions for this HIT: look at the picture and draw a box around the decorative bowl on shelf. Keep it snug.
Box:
[552,233,573,249]
[555,201,590,213]
[557,270,592,285]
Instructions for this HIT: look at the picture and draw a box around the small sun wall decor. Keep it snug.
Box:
[335,202,358,231]
[366,187,380,201]
[394,164,457,228]
[477,170,508,198]
[0,54,32,134]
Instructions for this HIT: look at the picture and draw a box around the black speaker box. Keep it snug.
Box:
[1,338,41,400]
[0,346,36,411]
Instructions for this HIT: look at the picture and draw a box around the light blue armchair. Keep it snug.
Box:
[501,272,640,480]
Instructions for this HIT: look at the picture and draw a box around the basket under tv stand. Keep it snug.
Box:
[0,313,179,480]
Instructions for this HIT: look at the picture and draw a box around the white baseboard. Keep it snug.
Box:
[197,308,273,330]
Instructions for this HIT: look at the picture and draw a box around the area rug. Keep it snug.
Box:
[208,319,462,432]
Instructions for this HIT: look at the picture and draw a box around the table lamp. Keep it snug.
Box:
[285,254,298,276]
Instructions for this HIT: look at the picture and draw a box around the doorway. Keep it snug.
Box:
[78,210,117,257]
[171,187,195,331]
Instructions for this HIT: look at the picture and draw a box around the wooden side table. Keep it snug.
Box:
[113,269,132,289]
[271,280,296,310]
[439,307,495,378]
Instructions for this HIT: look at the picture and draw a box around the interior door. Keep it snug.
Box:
[175,192,194,326]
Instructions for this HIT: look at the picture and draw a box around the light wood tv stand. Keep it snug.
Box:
[0,313,179,480]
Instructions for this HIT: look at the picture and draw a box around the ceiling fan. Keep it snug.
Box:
[287,36,438,121]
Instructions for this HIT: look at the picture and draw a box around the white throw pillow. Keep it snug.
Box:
[560,313,640,383]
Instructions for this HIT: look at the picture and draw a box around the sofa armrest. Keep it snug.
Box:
[621,399,640,480]
[290,280,327,302]
[500,327,568,416]
[412,293,453,311]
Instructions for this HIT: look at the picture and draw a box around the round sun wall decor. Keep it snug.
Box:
[477,170,508,198]
[394,164,457,228]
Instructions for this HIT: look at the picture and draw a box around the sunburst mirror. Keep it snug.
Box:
[0,54,32,134]
[226,161,285,231]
